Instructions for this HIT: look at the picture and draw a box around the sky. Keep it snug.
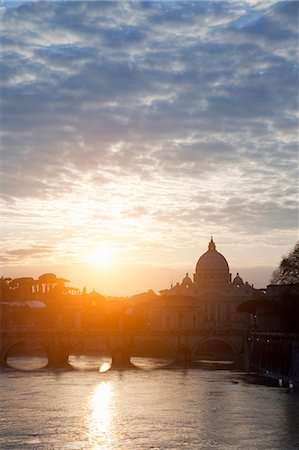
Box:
[1,0,298,296]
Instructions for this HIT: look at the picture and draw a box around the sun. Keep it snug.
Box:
[92,246,114,267]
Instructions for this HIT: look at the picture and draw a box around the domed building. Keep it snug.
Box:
[194,238,231,287]
[154,238,260,332]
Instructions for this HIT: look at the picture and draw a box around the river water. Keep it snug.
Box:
[1,358,299,450]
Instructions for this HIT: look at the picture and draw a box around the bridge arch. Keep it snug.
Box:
[192,337,239,363]
[3,339,49,369]
[68,337,112,370]
[130,337,176,368]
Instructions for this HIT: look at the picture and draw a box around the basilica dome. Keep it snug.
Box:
[181,273,193,288]
[194,238,231,287]
[232,273,244,287]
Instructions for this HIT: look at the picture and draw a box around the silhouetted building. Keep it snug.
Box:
[152,238,262,331]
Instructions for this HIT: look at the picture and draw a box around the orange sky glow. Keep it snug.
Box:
[1,1,298,296]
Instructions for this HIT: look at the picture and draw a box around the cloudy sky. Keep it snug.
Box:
[1,0,298,295]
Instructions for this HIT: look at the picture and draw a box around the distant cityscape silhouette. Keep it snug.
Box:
[1,239,298,386]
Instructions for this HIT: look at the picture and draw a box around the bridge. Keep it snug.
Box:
[0,327,246,369]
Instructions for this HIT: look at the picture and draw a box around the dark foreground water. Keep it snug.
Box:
[1,357,299,450]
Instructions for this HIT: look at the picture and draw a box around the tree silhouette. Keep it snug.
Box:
[6,277,34,300]
[0,277,12,300]
[271,242,299,285]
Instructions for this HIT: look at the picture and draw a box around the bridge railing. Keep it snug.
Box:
[0,324,245,337]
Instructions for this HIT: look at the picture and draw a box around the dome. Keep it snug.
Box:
[181,273,193,288]
[233,273,244,287]
[194,238,231,287]
[195,239,229,273]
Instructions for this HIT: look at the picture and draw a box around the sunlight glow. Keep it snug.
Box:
[92,246,114,267]
[89,382,113,448]
[99,362,111,373]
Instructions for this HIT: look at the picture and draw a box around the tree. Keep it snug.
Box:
[0,277,12,300]
[270,242,299,285]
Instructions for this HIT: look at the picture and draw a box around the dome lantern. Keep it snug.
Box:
[208,237,216,251]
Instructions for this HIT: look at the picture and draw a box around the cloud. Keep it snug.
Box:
[1,1,298,282]
[1,245,54,263]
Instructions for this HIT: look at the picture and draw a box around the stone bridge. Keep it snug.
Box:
[0,327,246,369]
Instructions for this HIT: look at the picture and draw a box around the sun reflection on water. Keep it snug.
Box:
[88,382,113,448]
[99,362,111,373]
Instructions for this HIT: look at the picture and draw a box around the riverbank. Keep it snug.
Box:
[246,332,299,392]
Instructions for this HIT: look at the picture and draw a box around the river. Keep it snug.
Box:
[1,357,298,449]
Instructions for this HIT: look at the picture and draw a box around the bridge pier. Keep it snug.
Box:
[243,338,251,372]
[0,353,9,369]
[45,337,72,369]
[111,347,133,369]
[108,335,135,369]
[175,346,192,367]
[46,352,72,369]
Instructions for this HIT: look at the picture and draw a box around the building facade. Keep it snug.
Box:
[148,238,262,331]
